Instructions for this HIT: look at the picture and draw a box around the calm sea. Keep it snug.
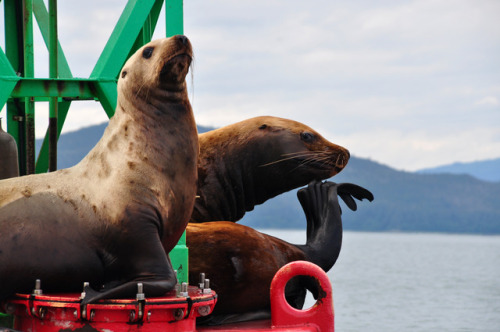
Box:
[260,230,500,332]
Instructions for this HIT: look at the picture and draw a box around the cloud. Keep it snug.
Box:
[1,0,499,170]
[475,96,499,107]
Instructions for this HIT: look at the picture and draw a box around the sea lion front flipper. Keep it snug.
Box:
[82,222,177,305]
[337,183,374,212]
[82,278,175,305]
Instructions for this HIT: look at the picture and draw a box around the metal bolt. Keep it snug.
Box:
[33,279,42,296]
[199,273,205,288]
[174,308,184,321]
[136,282,145,301]
[81,281,90,300]
[89,310,95,321]
[203,279,211,294]
[147,311,152,322]
[179,282,188,297]
[129,310,136,322]
[197,305,210,316]
[73,309,78,319]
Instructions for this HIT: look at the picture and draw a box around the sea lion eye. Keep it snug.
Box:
[121,71,127,78]
[142,47,154,59]
[300,132,315,142]
[259,124,268,130]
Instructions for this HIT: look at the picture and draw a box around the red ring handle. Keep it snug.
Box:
[270,261,334,331]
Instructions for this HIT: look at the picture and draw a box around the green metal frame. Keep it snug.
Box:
[0,0,188,283]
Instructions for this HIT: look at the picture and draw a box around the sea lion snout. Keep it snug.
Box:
[335,147,350,171]
[175,35,189,46]
[158,35,193,85]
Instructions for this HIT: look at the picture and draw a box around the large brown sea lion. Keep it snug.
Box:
[0,35,197,305]
[189,181,373,324]
[191,116,350,223]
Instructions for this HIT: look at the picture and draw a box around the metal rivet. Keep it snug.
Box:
[38,307,46,319]
[197,305,210,316]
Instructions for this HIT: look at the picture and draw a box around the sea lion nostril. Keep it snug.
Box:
[176,35,188,45]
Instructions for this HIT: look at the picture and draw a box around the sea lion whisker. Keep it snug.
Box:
[280,151,318,157]
[259,152,322,167]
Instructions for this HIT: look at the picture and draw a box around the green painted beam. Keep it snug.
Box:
[32,0,72,78]
[166,0,184,36]
[35,100,71,173]
[10,78,101,99]
[91,0,159,80]
[0,48,20,109]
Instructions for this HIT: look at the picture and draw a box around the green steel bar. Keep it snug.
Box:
[32,0,72,78]
[128,0,163,61]
[32,0,73,173]
[165,0,184,36]
[10,78,101,99]
[23,0,36,175]
[91,0,158,79]
[0,48,20,109]
[90,0,160,117]
[164,0,188,285]
[4,0,26,174]
[48,0,58,171]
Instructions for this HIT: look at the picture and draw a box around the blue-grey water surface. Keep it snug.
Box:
[260,230,500,332]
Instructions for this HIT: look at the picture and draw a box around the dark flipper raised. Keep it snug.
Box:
[289,181,373,308]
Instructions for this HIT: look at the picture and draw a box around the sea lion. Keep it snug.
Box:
[0,35,197,305]
[192,116,350,223]
[188,181,373,324]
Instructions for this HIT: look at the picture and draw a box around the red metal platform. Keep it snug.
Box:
[2,261,334,332]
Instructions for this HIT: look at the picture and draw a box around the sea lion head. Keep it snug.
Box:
[252,116,350,180]
[118,35,193,103]
[196,116,350,218]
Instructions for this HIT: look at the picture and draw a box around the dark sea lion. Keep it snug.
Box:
[0,35,197,305]
[192,116,350,223]
[188,181,373,324]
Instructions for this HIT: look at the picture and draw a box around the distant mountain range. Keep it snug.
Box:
[37,122,500,235]
[418,159,500,183]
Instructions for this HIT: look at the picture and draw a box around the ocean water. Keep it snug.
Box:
[260,230,500,332]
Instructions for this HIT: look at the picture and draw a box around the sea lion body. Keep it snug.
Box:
[193,116,350,223]
[0,35,197,304]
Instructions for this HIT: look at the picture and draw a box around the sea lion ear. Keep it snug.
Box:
[259,124,268,130]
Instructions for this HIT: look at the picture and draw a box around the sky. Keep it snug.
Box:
[1,0,499,171]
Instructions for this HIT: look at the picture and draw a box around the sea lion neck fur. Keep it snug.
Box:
[77,36,197,249]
